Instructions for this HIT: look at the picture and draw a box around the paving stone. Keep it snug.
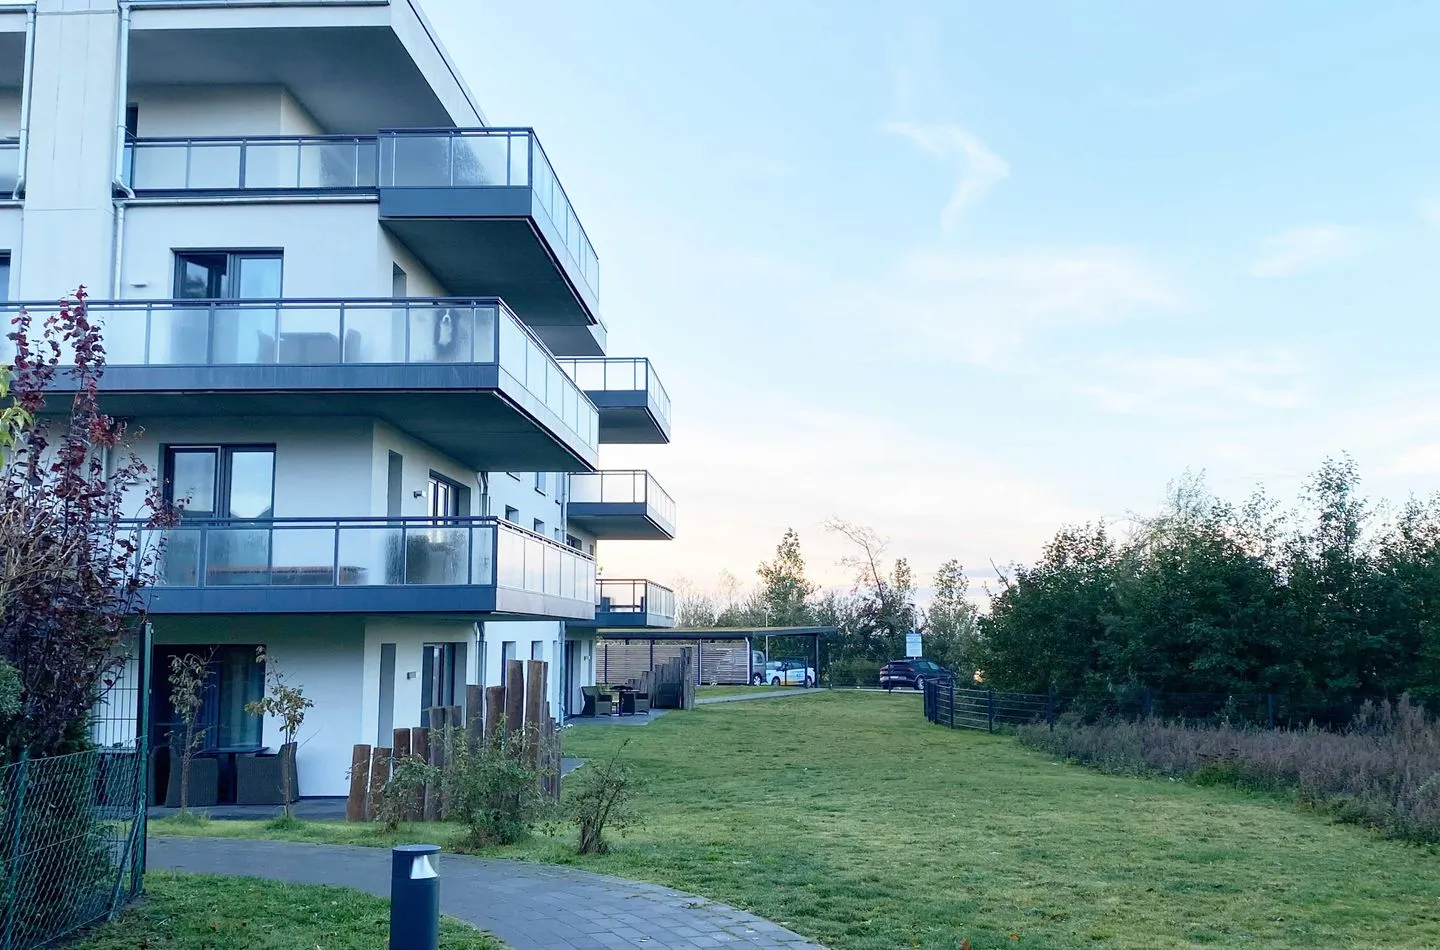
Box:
[149,837,826,948]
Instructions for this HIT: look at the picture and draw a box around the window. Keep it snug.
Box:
[566,535,582,550]
[534,472,546,495]
[175,251,282,300]
[531,641,544,661]
[420,643,457,726]
[427,472,462,519]
[0,253,9,302]
[533,519,546,536]
[501,641,517,673]
[503,506,519,523]
[164,446,275,519]
[554,528,563,542]
[151,645,264,752]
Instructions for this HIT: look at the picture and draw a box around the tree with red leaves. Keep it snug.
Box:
[0,288,176,759]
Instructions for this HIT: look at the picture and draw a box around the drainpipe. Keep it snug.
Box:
[111,2,133,297]
[12,5,35,199]
[112,1,133,193]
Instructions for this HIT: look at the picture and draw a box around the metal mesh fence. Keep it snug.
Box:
[0,747,147,949]
[922,681,1383,734]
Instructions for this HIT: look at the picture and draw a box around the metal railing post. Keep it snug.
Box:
[948,682,956,729]
[987,689,996,733]
[1047,686,1056,730]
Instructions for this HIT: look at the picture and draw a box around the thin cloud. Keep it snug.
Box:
[884,121,1011,232]
[1078,349,1310,419]
[1248,225,1366,278]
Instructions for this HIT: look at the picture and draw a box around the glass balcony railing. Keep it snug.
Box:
[0,297,599,452]
[377,128,598,302]
[569,471,676,529]
[556,357,671,425]
[133,517,596,603]
[0,139,18,196]
[596,579,676,622]
[125,136,378,192]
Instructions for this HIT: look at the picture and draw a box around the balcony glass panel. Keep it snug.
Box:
[143,519,592,599]
[212,305,279,365]
[340,306,405,364]
[402,525,469,585]
[0,140,18,195]
[126,138,380,191]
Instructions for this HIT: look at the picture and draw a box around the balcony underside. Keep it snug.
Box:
[532,323,607,359]
[128,26,460,133]
[143,585,595,620]
[587,392,671,445]
[72,364,597,472]
[566,504,675,541]
[381,193,598,328]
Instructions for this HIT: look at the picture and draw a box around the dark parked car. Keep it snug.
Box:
[880,658,955,691]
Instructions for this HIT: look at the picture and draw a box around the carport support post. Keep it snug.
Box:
[813,633,821,689]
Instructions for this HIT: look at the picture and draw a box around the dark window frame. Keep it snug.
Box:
[163,444,276,520]
[173,249,284,301]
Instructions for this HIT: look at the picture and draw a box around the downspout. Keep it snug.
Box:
[111,2,133,298]
[12,5,35,199]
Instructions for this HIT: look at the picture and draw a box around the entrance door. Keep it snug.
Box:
[563,640,579,717]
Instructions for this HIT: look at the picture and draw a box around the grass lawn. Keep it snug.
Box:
[698,684,788,697]
[73,872,501,949]
[153,692,1440,950]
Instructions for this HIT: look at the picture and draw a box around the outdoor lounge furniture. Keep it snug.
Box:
[235,743,298,805]
[164,754,219,808]
[581,685,613,717]
[633,692,651,715]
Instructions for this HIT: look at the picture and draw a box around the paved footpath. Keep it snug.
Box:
[149,837,824,949]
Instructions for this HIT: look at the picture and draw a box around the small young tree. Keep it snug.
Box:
[567,740,641,855]
[168,651,214,814]
[244,647,313,818]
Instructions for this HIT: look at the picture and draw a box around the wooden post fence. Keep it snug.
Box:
[346,659,562,821]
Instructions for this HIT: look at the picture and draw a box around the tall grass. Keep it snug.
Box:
[1016,696,1440,844]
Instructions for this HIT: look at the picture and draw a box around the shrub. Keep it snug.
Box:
[827,656,881,688]
[567,741,641,855]
[372,753,434,834]
[440,723,554,849]
[1016,695,1440,843]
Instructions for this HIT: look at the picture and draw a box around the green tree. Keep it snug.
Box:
[756,527,816,626]
[925,560,979,678]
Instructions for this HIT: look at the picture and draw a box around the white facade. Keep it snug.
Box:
[1,0,672,798]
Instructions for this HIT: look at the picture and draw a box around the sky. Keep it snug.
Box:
[425,0,1440,599]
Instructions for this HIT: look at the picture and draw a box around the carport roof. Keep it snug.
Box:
[592,626,839,641]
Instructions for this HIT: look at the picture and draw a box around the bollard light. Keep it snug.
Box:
[390,844,441,950]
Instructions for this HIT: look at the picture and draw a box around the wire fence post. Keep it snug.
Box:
[1,748,30,950]
[1266,693,1276,730]
[1047,686,1056,730]
[987,689,996,733]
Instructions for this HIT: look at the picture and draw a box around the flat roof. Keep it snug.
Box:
[594,626,838,642]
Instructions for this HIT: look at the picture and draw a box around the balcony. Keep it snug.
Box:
[123,130,604,352]
[3,297,599,472]
[377,129,600,328]
[556,358,671,444]
[134,517,596,620]
[571,579,676,629]
[567,471,676,541]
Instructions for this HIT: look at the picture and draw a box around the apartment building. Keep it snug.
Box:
[0,0,676,797]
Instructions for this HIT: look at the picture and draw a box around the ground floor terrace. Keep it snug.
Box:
[121,615,600,799]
